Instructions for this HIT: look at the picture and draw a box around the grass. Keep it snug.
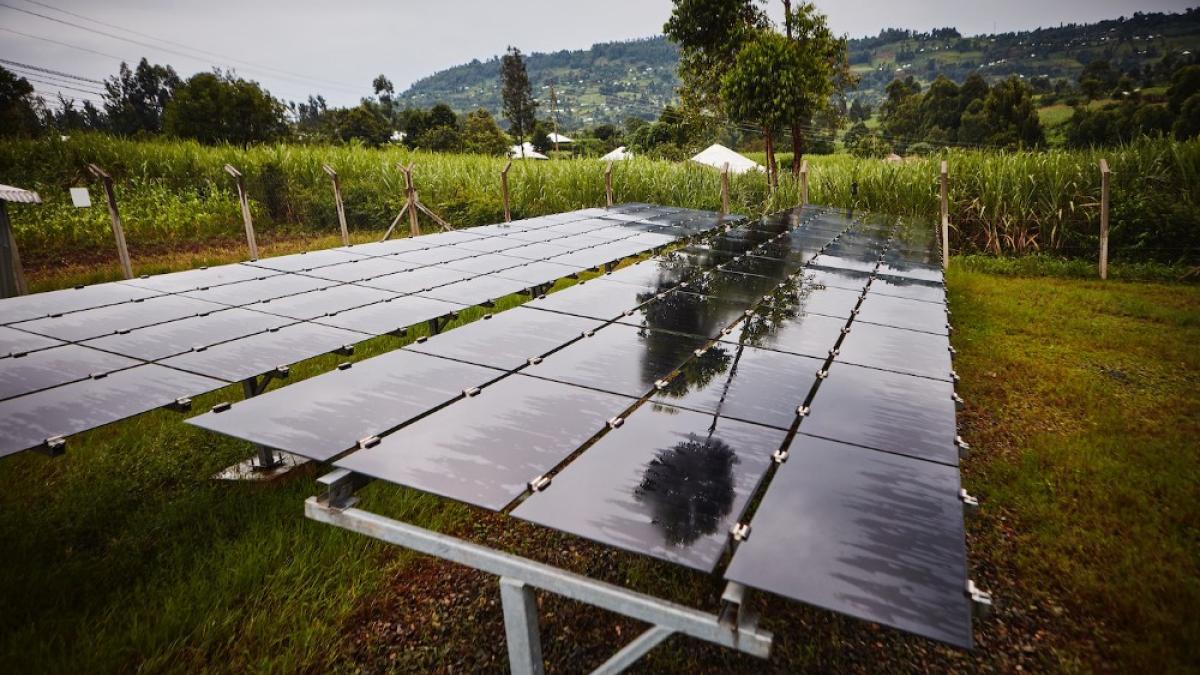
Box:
[0,252,1196,672]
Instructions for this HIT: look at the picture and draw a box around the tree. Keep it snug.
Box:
[428,103,457,129]
[1168,65,1200,114]
[780,2,849,172]
[163,71,288,145]
[722,30,808,187]
[461,108,510,155]
[530,120,552,154]
[501,47,537,156]
[418,124,462,152]
[333,105,391,146]
[920,75,961,137]
[104,58,181,135]
[664,0,767,114]
[1079,60,1118,100]
[979,77,1045,148]
[848,98,871,122]
[1174,94,1200,140]
[0,66,41,137]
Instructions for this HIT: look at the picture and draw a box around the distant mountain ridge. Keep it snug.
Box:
[396,8,1200,128]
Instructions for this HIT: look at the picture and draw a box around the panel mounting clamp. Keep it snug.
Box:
[959,488,980,518]
[730,523,751,542]
[966,580,993,618]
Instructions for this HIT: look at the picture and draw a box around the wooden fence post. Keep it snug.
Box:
[939,160,950,270]
[799,160,809,206]
[720,163,730,215]
[322,164,350,247]
[500,160,512,223]
[403,164,420,237]
[0,185,40,298]
[604,162,614,208]
[1099,159,1110,280]
[223,164,259,260]
[87,164,133,279]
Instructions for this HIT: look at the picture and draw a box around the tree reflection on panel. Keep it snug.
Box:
[635,434,739,546]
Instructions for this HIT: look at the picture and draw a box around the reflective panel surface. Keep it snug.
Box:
[653,342,822,430]
[0,283,161,325]
[802,361,958,465]
[160,321,364,382]
[525,322,709,398]
[187,350,501,461]
[12,295,224,342]
[0,364,225,457]
[439,254,528,275]
[0,326,63,358]
[502,242,576,261]
[83,308,292,361]
[336,374,635,510]
[315,295,462,336]
[391,247,479,267]
[407,307,601,371]
[730,306,848,359]
[870,275,946,304]
[836,321,952,381]
[724,435,972,648]
[525,280,657,321]
[493,260,586,285]
[299,257,424,283]
[246,249,367,272]
[360,266,474,294]
[856,292,949,335]
[0,344,140,400]
[248,285,396,321]
[181,274,334,306]
[419,276,534,305]
[123,263,277,293]
[514,403,782,571]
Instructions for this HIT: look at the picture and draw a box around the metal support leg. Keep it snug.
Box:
[212,372,308,481]
[500,577,545,675]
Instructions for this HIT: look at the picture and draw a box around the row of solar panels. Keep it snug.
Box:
[189,205,976,647]
[0,204,737,457]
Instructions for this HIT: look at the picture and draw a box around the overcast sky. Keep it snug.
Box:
[2,0,1193,109]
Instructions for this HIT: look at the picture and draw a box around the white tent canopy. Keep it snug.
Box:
[546,132,574,144]
[599,146,632,161]
[509,142,549,160]
[690,143,762,174]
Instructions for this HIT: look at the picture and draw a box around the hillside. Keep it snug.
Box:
[397,8,1200,126]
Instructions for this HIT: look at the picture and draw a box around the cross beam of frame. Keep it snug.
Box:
[307,471,773,674]
[381,163,453,240]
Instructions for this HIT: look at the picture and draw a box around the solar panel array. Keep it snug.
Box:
[0,204,731,458]
[189,204,975,647]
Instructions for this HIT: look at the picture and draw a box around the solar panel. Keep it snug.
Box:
[731,306,849,360]
[122,263,278,294]
[453,237,528,254]
[525,279,658,322]
[337,238,428,257]
[438,254,529,276]
[724,434,972,648]
[12,295,225,342]
[809,252,880,274]
[503,228,577,244]
[246,248,368,272]
[877,261,944,283]
[0,283,161,325]
[359,266,475,294]
[856,292,949,335]
[502,241,576,261]
[298,256,424,283]
[870,275,947,304]
[513,402,783,572]
[391,247,481,266]
[181,274,334,306]
[0,364,225,458]
[619,291,750,338]
[493,260,587,286]
[0,344,141,400]
[248,285,396,321]
[0,326,64,358]
[186,350,501,461]
[407,307,601,371]
[410,230,486,245]
[314,295,463,336]
[159,321,364,383]
[836,321,953,381]
[724,251,811,280]
[803,266,872,293]
[545,246,635,270]
[800,361,959,466]
[652,342,823,430]
[777,284,863,320]
[666,245,744,270]
[691,270,782,305]
[81,307,293,361]
[418,276,535,306]
[524,322,710,398]
[335,373,635,510]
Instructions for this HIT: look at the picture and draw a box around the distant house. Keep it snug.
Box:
[599,146,632,161]
[390,130,407,143]
[690,143,762,174]
[509,142,549,160]
[546,132,574,146]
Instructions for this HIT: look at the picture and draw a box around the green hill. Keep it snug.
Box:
[397,8,1200,127]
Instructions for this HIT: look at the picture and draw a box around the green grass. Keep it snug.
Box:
[0,256,1196,672]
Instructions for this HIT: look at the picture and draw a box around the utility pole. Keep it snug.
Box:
[550,84,560,154]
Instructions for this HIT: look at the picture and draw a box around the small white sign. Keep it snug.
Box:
[69,187,92,208]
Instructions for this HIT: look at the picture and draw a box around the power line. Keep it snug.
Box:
[24,75,105,97]
[0,1,363,96]
[19,0,362,93]
[0,58,104,84]
[10,67,107,95]
[0,25,125,60]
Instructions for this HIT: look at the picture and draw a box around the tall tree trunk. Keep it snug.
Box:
[764,125,777,191]
[791,121,803,177]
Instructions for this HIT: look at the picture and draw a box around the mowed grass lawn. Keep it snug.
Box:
[0,262,1197,673]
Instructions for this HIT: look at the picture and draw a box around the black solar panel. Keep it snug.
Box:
[12,295,225,342]
[181,274,334,306]
[0,344,141,400]
[82,308,292,361]
[246,248,368,272]
[0,364,225,458]
[0,326,64,358]
[777,284,863,320]
[856,292,949,335]
[406,307,601,372]
[724,434,972,648]
[524,322,710,398]
[186,349,501,461]
[159,321,364,382]
[314,295,462,336]
[836,321,953,381]
[619,290,750,337]
[335,373,635,510]
[870,275,947,304]
[493,260,587,285]
[419,275,535,305]
[0,283,162,325]
[391,247,480,267]
[513,402,783,571]
[877,261,944,283]
[652,342,822,430]
[800,361,959,466]
[731,307,849,360]
[803,266,873,293]
[359,266,475,294]
[525,279,658,322]
[691,270,781,305]
[439,254,529,276]
[299,256,424,283]
[809,252,880,274]
[247,285,396,321]
[122,263,278,293]
[502,241,576,261]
